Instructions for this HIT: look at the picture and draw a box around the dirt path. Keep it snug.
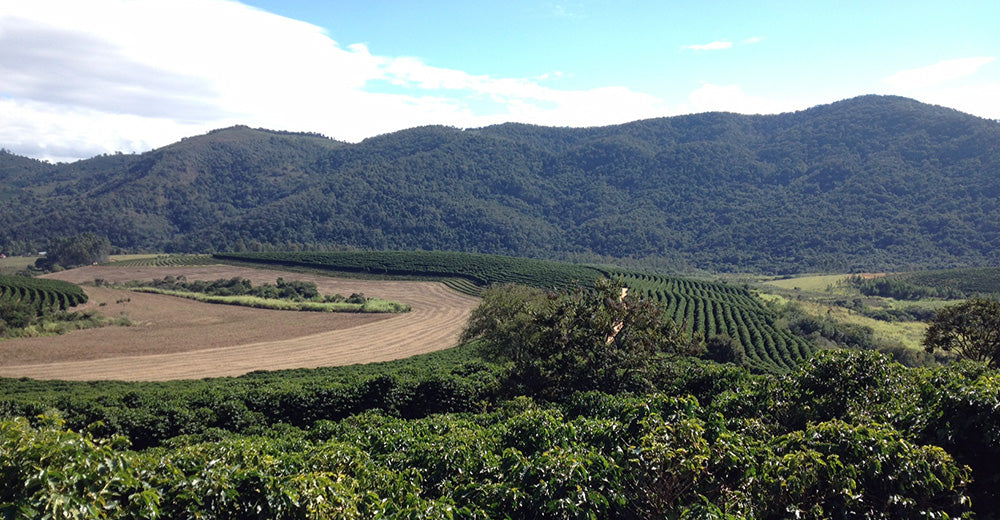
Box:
[0,265,479,381]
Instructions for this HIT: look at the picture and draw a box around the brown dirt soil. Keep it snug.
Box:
[0,265,479,381]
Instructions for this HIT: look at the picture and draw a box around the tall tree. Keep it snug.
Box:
[463,279,701,398]
[35,233,111,270]
[924,298,1000,368]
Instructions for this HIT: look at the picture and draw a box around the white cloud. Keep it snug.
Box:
[878,57,1000,120]
[884,57,996,89]
[0,0,670,161]
[684,83,800,115]
[683,41,734,51]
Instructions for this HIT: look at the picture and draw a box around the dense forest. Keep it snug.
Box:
[2,95,1000,273]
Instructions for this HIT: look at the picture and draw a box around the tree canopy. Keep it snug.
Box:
[33,233,111,271]
[924,298,1000,368]
[462,279,700,398]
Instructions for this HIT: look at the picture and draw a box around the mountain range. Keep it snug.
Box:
[2,95,999,274]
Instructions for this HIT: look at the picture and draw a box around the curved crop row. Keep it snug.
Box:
[612,271,815,373]
[0,274,87,312]
[108,254,216,267]
[214,251,610,291]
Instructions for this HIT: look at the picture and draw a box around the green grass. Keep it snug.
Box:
[129,287,410,313]
[760,273,855,293]
[760,292,929,351]
[0,256,36,275]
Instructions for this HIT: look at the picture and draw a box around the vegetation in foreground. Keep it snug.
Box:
[1,280,998,518]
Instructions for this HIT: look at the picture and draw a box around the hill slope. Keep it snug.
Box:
[2,95,999,273]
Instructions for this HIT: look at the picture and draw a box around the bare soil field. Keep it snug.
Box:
[0,265,479,381]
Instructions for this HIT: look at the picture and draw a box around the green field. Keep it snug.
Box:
[0,255,37,275]
[761,273,854,293]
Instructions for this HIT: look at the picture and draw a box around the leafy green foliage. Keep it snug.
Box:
[133,275,322,300]
[0,416,159,519]
[702,334,747,365]
[33,232,111,271]
[464,279,701,399]
[0,374,979,519]
[847,274,963,300]
[924,298,1000,368]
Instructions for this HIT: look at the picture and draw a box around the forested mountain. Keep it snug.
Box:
[2,95,999,273]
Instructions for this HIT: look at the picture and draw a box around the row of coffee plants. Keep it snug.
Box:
[573,271,815,373]
[213,250,610,293]
[105,254,216,267]
[0,274,88,312]
[0,274,97,336]
[847,267,1000,300]
[2,350,996,518]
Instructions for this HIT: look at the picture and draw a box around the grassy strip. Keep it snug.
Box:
[1,312,132,341]
[129,287,410,313]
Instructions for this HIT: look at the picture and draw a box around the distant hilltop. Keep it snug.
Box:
[2,95,999,274]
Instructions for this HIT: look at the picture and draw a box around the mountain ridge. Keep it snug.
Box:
[2,95,999,273]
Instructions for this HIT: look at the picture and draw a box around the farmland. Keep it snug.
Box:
[220,251,817,373]
[0,265,478,380]
[0,254,997,516]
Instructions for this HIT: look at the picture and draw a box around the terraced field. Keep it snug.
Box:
[0,265,478,381]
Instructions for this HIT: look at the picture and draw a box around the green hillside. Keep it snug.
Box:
[3,96,1000,273]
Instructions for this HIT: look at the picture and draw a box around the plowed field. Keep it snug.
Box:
[0,265,479,381]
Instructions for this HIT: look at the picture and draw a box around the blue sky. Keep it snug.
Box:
[1,0,997,162]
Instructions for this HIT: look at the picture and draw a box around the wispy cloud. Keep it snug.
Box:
[682,41,734,51]
[883,57,996,89]
[682,36,764,52]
